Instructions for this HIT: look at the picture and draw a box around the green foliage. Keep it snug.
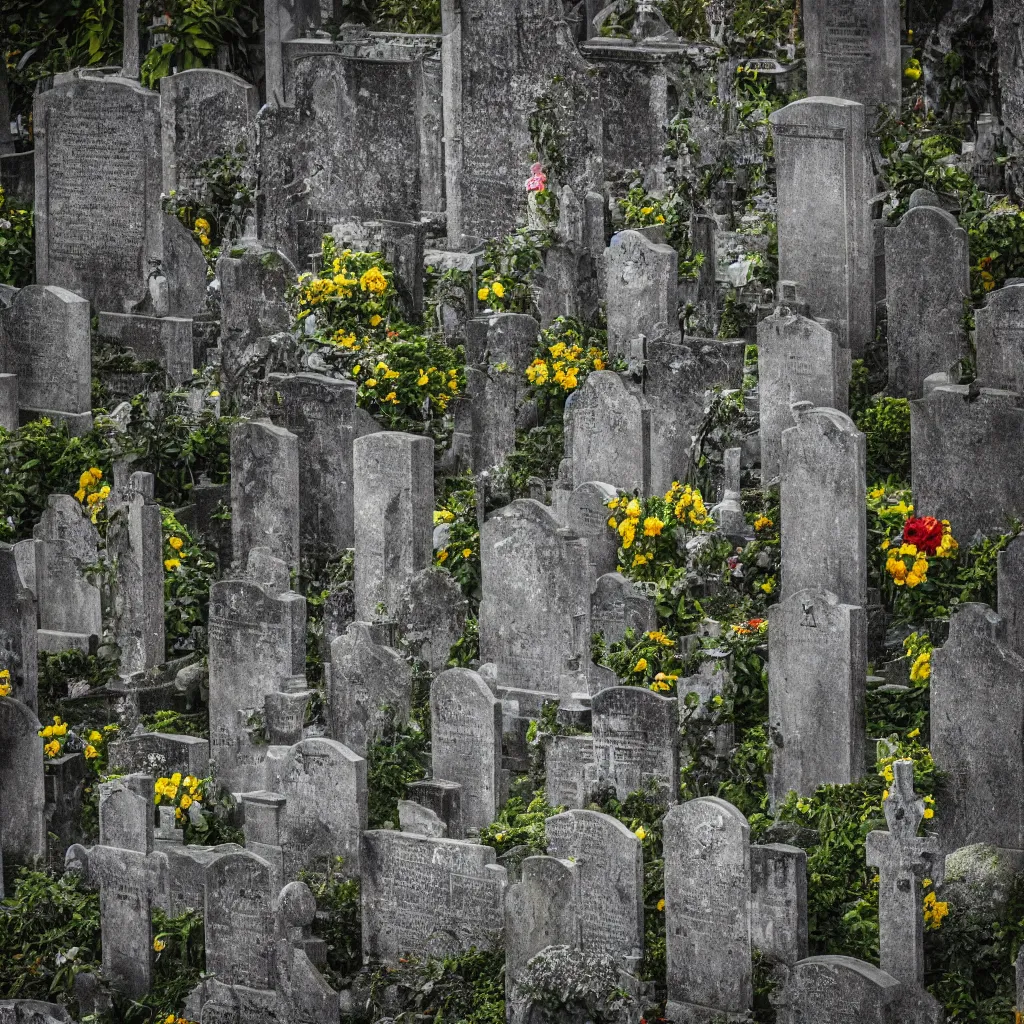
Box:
[366,713,430,830]
[478,226,553,317]
[855,396,912,485]
[162,508,218,659]
[330,0,440,33]
[300,859,362,984]
[0,187,34,287]
[478,791,561,857]
[447,616,480,668]
[495,422,565,499]
[434,475,480,604]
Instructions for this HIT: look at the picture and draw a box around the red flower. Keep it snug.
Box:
[748,618,766,628]
[903,516,943,555]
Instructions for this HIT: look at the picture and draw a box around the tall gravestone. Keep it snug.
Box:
[768,589,867,802]
[479,499,591,703]
[750,844,808,966]
[664,797,752,1023]
[770,98,874,356]
[361,830,507,962]
[263,372,357,562]
[396,567,468,673]
[208,552,306,793]
[545,809,643,963]
[780,406,866,609]
[911,385,1024,541]
[568,371,650,494]
[0,543,38,710]
[803,0,901,113]
[431,669,502,834]
[604,230,678,360]
[931,603,1024,851]
[976,282,1024,390]
[35,73,162,313]
[0,285,92,434]
[757,313,847,484]
[230,419,301,573]
[108,470,165,675]
[353,431,434,622]
[0,696,47,870]
[885,203,970,399]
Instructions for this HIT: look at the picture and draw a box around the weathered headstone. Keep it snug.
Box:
[885,203,970,399]
[230,419,301,573]
[545,809,643,962]
[803,0,901,112]
[262,372,357,562]
[999,533,1024,656]
[395,567,468,673]
[591,572,658,645]
[993,0,1024,143]
[0,543,38,710]
[208,551,306,793]
[770,98,874,355]
[780,406,866,609]
[353,431,434,621]
[566,482,621,580]
[757,313,847,483]
[0,696,47,870]
[328,621,412,758]
[479,499,591,702]
[108,471,165,675]
[431,669,502,833]
[33,494,102,650]
[108,729,209,779]
[568,372,650,494]
[35,73,162,313]
[750,844,808,965]
[265,736,366,881]
[768,588,867,802]
[931,603,1024,851]
[911,385,1024,541]
[544,732,597,810]
[664,797,751,1022]
[0,285,92,435]
[604,230,679,360]
[96,311,194,386]
[591,685,679,803]
[360,830,506,961]
[976,282,1024,390]
[771,956,900,1023]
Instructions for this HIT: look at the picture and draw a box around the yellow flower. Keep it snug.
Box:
[760,579,774,594]
[650,679,671,692]
[438,548,449,562]
[199,234,210,246]
[0,669,9,680]
[753,516,773,531]
[462,547,473,558]
[369,314,382,327]
[52,722,68,737]
[194,218,210,232]
[153,938,166,952]
[44,740,60,758]
[910,651,931,682]
[79,471,93,489]
[0,681,10,698]
[74,489,86,502]
[359,267,388,295]
[906,571,923,588]
[210,390,219,398]
[179,794,192,811]
[908,727,920,739]
[899,543,918,557]
[168,536,184,551]
[634,826,647,840]
[365,378,377,388]
[633,658,648,673]
[478,286,490,301]
[384,391,398,403]
[164,558,181,571]
[657,898,665,911]
[84,744,98,759]
[492,281,505,298]
[869,487,885,500]
[625,499,641,520]
[89,467,102,481]
[643,516,664,537]
[418,373,430,386]
[607,517,618,529]
[448,379,459,391]
[640,206,654,216]
[880,539,890,551]
[923,808,934,819]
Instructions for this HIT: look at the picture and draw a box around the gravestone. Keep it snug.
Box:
[911,385,1024,541]
[264,0,321,105]
[757,313,847,484]
[643,336,745,495]
[931,603,1024,851]
[605,230,679,360]
[108,471,165,675]
[976,282,1024,390]
[262,372,357,562]
[431,669,502,833]
[591,572,658,645]
[771,956,900,1023]
[353,431,434,621]
[780,406,866,609]
[361,830,506,962]
[159,69,258,197]
[566,482,621,580]
[264,737,367,882]
[885,204,970,399]
[591,685,679,803]
[64,775,168,999]
[770,98,874,355]
[544,732,598,810]
[664,797,752,1022]
[208,552,306,793]
[750,844,808,965]
[505,856,578,1016]
[994,0,1024,143]
[35,73,162,313]
[479,499,591,702]
[568,372,650,494]
[0,285,92,434]
[768,589,867,802]
[395,567,468,673]
[33,494,102,649]
[999,533,1024,656]
[0,543,38,710]
[803,0,901,112]
[545,809,643,962]
[96,311,194,386]
[239,790,286,893]
[108,730,209,779]
[0,696,47,870]
[329,621,412,758]
[230,419,301,573]
[865,759,942,1018]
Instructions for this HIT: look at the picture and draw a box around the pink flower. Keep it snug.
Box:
[525,162,547,192]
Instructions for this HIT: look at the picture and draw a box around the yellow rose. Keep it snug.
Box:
[633,658,648,673]
[84,744,99,759]
[369,314,382,327]
[164,558,181,571]
[462,548,473,558]
[492,281,505,298]
[478,286,490,301]
[168,536,184,551]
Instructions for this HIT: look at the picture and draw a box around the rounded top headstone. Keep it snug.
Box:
[278,880,317,927]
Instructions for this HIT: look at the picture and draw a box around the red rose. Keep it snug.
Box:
[903,516,943,555]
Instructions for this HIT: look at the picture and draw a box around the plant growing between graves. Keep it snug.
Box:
[0,185,33,287]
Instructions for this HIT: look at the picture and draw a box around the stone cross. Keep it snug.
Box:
[865,760,938,989]
[122,0,141,79]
